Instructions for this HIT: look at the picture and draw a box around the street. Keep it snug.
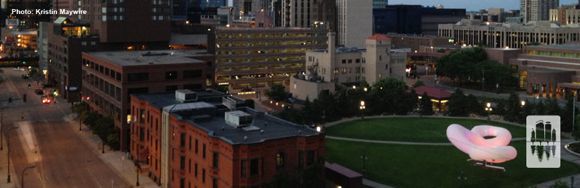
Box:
[0,68,130,188]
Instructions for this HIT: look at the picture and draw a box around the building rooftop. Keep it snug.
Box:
[86,50,211,66]
[528,43,580,51]
[135,90,319,145]
[368,34,391,41]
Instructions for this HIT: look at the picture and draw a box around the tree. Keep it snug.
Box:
[465,94,483,115]
[419,93,434,115]
[505,93,522,122]
[267,84,289,102]
[448,89,468,116]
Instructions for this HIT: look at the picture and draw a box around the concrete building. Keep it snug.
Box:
[336,0,372,48]
[511,44,580,99]
[438,19,580,48]
[521,0,559,23]
[305,33,406,85]
[281,0,337,32]
[209,25,327,93]
[47,17,100,102]
[81,50,212,151]
[550,5,580,25]
[130,90,324,188]
[388,33,452,51]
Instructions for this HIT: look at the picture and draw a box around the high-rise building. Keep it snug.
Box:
[281,0,337,31]
[521,0,559,23]
[372,0,388,9]
[336,0,372,48]
[79,0,171,47]
[233,0,270,17]
[549,5,580,25]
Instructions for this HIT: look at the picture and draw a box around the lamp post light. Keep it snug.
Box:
[360,154,368,176]
[521,100,526,107]
[457,171,468,186]
[359,100,366,119]
[485,102,493,120]
[20,165,36,188]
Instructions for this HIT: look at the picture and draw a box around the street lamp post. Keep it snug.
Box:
[20,165,36,188]
[5,126,18,183]
[360,154,368,176]
[485,102,493,120]
[359,100,366,119]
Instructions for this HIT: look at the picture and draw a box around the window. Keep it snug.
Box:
[250,159,259,176]
[356,59,361,63]
[194,163,198,177]
[213,178,218,188]
[241,160,247,177]
[165,71,178,80]
[183,70,203,79]
[276,152,285,169]
[127,73,149,81]
[298,151,304,168]
[202,144,206,159]
[202,169,206,183]
[180,133,186,147]
[180,156,185,170]
[213,152,219,169]
[195,139,198,154]
[341,59,346,64]
[306,150,315,165]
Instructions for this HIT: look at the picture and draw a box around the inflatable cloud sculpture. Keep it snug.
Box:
[446,124,517,163]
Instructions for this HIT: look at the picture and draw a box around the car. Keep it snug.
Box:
[34,89,43,95]
[41,96,53,104]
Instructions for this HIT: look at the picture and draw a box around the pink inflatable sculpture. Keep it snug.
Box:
[446,124,517,163]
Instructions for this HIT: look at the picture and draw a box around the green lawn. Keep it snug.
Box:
[326,117,527,142]
[326,140,580,188]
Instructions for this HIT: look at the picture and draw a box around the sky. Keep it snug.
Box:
[388,0,579,11]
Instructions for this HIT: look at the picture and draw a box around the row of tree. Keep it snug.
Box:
[72,102,120,150]
[436,47,517,90]
[277,78,418,125]
[446,89,578,133]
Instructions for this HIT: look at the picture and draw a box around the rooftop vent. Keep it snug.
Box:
[175,89,198,103]
[225,110,253,128]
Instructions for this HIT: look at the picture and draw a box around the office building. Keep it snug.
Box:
[305,33,407,85]
[79,0,171,48]
[130,90,324,187]
[47,17,100,102]
[438,19,580,48]
[281,0,337,32]
[374,5,465,35]
[210,25,327,93]
[550,5,580,25]
[521,0,559,23]
[336,0,372,48]
[81,50,212,151]
[38,22,50,75]
[511,44,580,99]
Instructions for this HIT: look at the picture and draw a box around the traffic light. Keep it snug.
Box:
[22,94,27,103]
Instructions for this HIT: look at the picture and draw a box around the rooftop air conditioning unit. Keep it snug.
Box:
[175,89,198,103]
[225,111,253,128]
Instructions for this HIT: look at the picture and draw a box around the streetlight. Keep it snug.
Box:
[360,154,368,176]
[359,100,366,119]
[457,171,468,186]
[5,126,18,183]
[20,165,36,188]
[485,102,493,120]
[521,100,526,107]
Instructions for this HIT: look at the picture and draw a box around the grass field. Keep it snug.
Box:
[326,117,527,142]
[324,117,580,187]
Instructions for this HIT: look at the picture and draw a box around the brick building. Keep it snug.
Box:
[81,50,212,151]
[130,90,324,188]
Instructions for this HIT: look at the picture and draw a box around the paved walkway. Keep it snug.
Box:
[327,136,526,146]
[0,139,17,188]
[64,114,160,188]
[536,140,580,188]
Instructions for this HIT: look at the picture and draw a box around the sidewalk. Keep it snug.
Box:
[0,141,17,188]
[64,114,159,188]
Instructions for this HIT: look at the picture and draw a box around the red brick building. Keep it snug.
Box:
[130,90,325,188]
[81,50,212,151]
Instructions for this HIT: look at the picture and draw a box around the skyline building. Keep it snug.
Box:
[521,0,559,23]
[281,0,337,31]
[373,0,388,9]
[336,0,373,48]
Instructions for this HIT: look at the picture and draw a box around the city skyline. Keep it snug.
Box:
[388,0,577,10]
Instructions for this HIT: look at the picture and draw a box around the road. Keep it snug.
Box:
[0,68,130,188]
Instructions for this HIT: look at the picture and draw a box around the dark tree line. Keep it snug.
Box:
[277,78,418,125]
